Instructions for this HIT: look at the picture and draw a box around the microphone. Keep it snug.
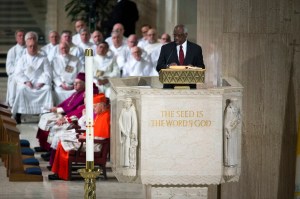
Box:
[165,48,174,68]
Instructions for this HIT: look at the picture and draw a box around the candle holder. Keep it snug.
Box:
[78,161,101,199]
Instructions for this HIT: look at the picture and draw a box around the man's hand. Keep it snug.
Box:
[61,82,74,90]
[36,83,45,89]
[25,81,33,88]
[98,79,109,85]
[50,107,57,113]
[56,117,66,126]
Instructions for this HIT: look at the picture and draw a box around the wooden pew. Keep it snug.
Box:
[0,115,17,167]
[0,102,9,109]
[0,107,12,117]
[4,123,43,181]
[0,109,43,182]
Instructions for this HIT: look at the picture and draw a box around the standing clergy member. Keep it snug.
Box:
[6,29,26,107]
[12,39,53,123]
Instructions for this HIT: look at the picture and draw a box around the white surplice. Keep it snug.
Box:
[122,56,152,77]
[12,51,53,115]
[41,43,58,62]
[93,52,120,97]
[5,44,26,106]
[52,54,83,105]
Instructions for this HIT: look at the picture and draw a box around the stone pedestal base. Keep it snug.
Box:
[145,185,208,199]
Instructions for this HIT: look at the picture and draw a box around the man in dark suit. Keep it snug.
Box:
[104,0,139,38]
[156,24,205,71]
[156,24,205,88]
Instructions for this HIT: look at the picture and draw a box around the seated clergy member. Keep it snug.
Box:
[93,41,120,97]
[44,85,99,164]
[48,93,110,180]
[90,30,103,45]
[122,46,152,77]
[59,30,85,65]
[77,28,94,54]
[72,19,87,46]
[52,42,83,105]
[35,72,86,152]
[12,38,53,124]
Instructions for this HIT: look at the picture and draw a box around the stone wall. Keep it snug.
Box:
[197,0,300,198]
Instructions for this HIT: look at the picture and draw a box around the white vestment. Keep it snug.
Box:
[52,44,85,65]
[49,114,86,150]
[77,42,96,55]
[52,54,83,104]
[109,44,127,70]
[144,42,162,76]
[5,44,26,106]
[137,38,149,49]
[41,43,58,62]
[105,36,127,47]
[122,57,152,77]
[12,51,53,115]
[93,53,120,97]
[72,33,81,46]
[38,112,62,131]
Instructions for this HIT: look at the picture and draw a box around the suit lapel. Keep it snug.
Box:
[170,42,180,65]
[183,41,191,65]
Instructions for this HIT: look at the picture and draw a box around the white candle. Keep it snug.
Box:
[85,48,94,162]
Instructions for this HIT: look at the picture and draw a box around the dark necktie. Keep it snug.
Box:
[179,45,184,65]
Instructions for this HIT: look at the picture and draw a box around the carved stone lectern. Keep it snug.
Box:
[110,76,243,199]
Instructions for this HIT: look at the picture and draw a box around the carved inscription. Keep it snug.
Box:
[150,110,212,128]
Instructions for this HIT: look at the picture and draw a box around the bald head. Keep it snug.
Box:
[59,42,70,55]
[127,34,138,48]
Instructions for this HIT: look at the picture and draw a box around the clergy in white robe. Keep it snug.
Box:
[137,24,151,49]
[77,28,96,55]
[71,19,87,46]
[57,30,85,65]
[109,31,127,72]
[105,23,127,46]
[12,39,53,116]
[93,41,120,97]
[122,46,152,77]
[90,30,103,45]
[122,34,150,65]
[5,29,26,106]
[143,28,163,76]
[41,30,59,62]
[52,42,83,105]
